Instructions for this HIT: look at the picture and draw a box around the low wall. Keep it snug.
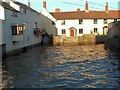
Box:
[53,36,79,45]
[78,34,96,45]
[53,34,105,46]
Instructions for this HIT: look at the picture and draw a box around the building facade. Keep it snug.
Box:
[41,1,120,37]
[1,0,42,53]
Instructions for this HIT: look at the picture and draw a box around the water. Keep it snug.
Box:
[2,44,120,88]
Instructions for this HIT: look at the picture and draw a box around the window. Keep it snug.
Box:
[11,11,18,17]
[23,22,28,30]
[34,22,38,28]
[2,44,6,53]
[24,9,27,14]
[62,29,66,34]
[104,19,108,24]
[61,20,65,25]
[94,19,97,24]
[94,28,98,33]
[79,19,83,24]
[52,21,55,25]
[114,19,117,22]
[12,26,23,35]
[79,29,83,34]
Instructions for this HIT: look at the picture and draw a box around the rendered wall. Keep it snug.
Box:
[56,19,115,36]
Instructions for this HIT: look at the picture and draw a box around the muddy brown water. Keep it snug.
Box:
[2,44,120,88]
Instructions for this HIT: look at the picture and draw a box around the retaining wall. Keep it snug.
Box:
[53,34,105,46]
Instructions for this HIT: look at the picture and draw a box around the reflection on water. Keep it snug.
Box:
[2,44,120,88]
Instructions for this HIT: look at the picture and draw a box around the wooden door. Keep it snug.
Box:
[70,30,74,36]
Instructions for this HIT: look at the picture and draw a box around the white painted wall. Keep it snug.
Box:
[56,19,116,36]
[0,5,5,20]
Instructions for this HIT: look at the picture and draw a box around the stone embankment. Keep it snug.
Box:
[53,34,106,46]
[105,21,120,51]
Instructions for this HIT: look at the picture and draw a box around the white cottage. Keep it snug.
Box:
[41,1,120,37]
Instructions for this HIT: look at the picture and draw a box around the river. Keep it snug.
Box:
[2,44,120,88]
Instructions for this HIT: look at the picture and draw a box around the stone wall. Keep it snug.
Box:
[78,34,96,45]
[53,36,79,46]
[105,21,120,51]
[53,34,105,46]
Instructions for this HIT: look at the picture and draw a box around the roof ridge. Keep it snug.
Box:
[50,10,120,13]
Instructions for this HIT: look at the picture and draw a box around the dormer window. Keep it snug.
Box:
[61,20,65,25]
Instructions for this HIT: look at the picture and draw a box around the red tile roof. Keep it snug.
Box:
[50,10,120,20]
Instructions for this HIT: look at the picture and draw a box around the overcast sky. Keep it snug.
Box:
[16,0,120,12]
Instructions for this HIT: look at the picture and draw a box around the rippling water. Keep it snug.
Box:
[2,44,120,88]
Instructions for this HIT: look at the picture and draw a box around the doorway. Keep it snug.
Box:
[70,29,74,36]
[103,26,108,35]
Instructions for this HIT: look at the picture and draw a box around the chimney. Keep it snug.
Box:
[85,1,89,12]
[105,2,109,13]
[77,8,80,11]
[43,0,46,9]
[24,0,30,6]
[55,8,60,12]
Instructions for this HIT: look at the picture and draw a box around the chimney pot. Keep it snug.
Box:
[85,1,89,12]
[55,8,60,12]
[24,0,30,6]
[43,0,46,8]
[105,2,108,13]
[77,8,80,11]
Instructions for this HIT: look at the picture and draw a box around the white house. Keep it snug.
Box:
[41,1,120,37]
[1,0,42,54]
